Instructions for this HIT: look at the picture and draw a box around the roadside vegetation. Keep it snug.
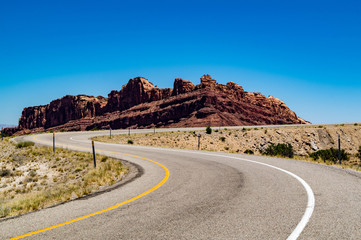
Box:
[93,124,361,171]
[261,143,294,158]
[310,148,349,163]
[0,138,127,218]
[357,146,361,161]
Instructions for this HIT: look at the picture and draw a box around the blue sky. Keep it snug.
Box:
[1,0,360,125]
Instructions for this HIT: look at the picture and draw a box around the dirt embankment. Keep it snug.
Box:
[94,124,361,168]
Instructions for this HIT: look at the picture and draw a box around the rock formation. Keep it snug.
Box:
[8,75,309,135]
[172,78,195,96]
[106,77,172,113]
[17,95,107,132]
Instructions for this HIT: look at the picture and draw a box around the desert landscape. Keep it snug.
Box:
[2,1,361,238]
[0,138,127,218]
[94,124,361,171]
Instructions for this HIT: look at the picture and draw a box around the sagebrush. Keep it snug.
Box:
[262,143,294,158]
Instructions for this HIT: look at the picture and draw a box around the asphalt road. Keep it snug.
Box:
[1,128,361,239]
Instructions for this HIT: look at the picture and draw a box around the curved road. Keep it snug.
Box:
[1,129,361,239]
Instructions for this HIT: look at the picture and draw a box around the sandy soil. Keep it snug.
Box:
[94,124,361,169]
[0,138,127,218]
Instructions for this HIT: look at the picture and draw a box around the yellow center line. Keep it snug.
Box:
[8,135,170,240]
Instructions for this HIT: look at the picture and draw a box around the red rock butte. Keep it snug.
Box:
[4,74,309,135]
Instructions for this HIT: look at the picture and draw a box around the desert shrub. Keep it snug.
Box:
[206,126,212,134]
[0,205,10,218]
[0,131,9,138]
[101,156,108,162]
[354,123,358,126]
[244,149,254,155]
[262,143,294,158]
[0,169,11,177]
[355,146,361,162]
[12,154,31,164]
[29,170,37,177]
[214,129,219,133]
[127,140,134,144]
[16,141,35,148]
[219,137,226,142]
[310,148,349,163]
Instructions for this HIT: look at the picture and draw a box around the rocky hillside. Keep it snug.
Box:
[5,75,308,135]
[94,124,361,156]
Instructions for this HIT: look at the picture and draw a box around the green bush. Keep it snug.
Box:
[310,148,349,163]
[29,170,37,177]
[127,140,134,144]
[262,143,294,158]
[355,146,361,161]
[0,169,11,177]
[16,141,35,148]
[101,156,108,162]
[244,149,254,155]
[206,126,212,134]
[219,137,226,142]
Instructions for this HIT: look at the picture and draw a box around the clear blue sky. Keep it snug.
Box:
[1,0,360,125]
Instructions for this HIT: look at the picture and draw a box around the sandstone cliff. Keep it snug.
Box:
[18,95,107,131]
[106,77,172,113]
[9,74,309,135]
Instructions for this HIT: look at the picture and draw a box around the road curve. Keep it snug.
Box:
[1,129,361,239]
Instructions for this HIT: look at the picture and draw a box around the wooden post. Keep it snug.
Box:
[92,141,96,168]
[53,132,55,153]
[198,133,201,150]
[338,134,341,164]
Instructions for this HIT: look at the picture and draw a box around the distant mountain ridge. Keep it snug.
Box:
[4,74,309,136]
[0,124,16,129]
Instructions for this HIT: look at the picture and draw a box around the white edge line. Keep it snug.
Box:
[93,140,315,239]
[198,152,315,240]
[41,133,315,239]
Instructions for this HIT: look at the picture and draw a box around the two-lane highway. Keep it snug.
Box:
[1,129,361,239]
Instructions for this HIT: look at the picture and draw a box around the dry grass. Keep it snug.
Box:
[93,124,361,171]
[0,138,127,218]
